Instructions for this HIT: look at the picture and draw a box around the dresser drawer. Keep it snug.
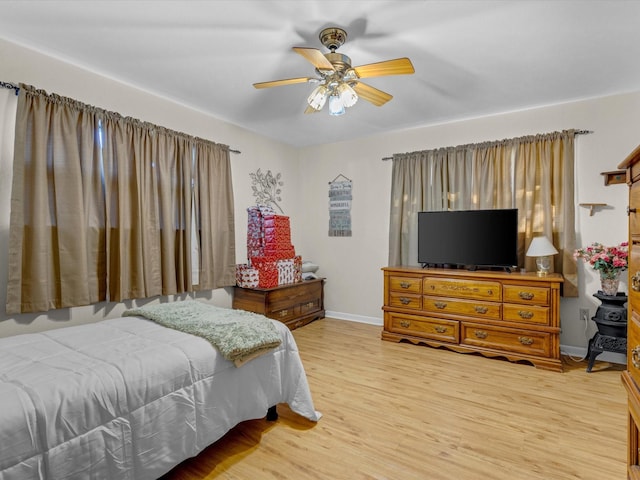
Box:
[631,182,640,238]
[423,277,501,301]
[386,312,458,343]
[503,285,550,306]
[269,305,300,322]
[389,291,422,310]
[502,303,550,326]
[630,247,640,314]
[422,296,501,320]
[461,322,551,357]
[389,275,422,294]
[628,312,640,388]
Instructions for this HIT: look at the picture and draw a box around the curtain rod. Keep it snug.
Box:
[1,81,241,154]
[380,129,594,161]
[0,81,19,95]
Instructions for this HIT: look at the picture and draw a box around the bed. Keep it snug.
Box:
[0,306,321,480]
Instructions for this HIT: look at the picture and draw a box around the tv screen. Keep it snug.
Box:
[417,209,518,270]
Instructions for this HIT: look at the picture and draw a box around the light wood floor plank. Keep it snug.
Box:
[162,318,626,480]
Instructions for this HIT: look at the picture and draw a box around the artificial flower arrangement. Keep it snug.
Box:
[573,241,628,278]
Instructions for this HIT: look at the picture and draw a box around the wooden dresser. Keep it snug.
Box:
[233,278,325,330]
[382,266,563,371]
[618,144,640,479]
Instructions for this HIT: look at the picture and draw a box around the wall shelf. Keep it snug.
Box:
[579,203,608,216]
[600,170,626,185]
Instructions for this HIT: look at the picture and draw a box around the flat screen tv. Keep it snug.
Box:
[417,209,518,270]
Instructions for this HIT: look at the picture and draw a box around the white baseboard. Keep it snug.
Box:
[325,311,382,326]
[325,312,627,366]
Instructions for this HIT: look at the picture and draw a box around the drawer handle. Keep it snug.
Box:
[400,320,411,328]
[434,325,447,333]
[487,289,493,295]
[434,301,447,309]
[519,291,534,300]
[474,330,488,339]
[399,297,411,305]
[519,336,534,345]
[474,306,488,314]
[306,301,316,308]
[399,281,411,289]
[279,310,289,317]
[632,346,640,369]
[518,310,534,319]
[632,272,640,292]
[628,206,637,216]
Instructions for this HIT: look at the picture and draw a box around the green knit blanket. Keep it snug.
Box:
[123,301,282,366]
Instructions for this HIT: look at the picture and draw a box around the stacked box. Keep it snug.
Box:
[235,264,259,288]
[239,206,301,288]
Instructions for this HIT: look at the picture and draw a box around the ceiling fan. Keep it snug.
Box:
[253,27,415,116]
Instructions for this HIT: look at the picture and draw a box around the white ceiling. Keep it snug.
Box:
[2,1,640,148]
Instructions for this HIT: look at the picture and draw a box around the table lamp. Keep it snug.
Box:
[526,236,559,276]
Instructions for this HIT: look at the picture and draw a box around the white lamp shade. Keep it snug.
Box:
[328,94,345,116]
[337,82,358,108]
[307,85,328,110]
[526,236,559,257]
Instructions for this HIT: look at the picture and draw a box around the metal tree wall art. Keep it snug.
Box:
[250,168,284,213]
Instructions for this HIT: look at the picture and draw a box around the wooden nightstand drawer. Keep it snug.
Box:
[386,312,458,343]
[233,278,324,330]
[423,277,501,301]
[503,285,550,306]
[389,275,422,294]
[422,296,501,320]
[389,291,422,310]
[502,303,550,325]
[461,322,551,357]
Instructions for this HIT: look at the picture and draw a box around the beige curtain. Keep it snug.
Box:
[388,130,577,296]
[7,84,235,314]
[514,131,577,296]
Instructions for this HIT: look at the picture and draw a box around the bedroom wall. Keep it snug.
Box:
[296,91,640,358]
[0,37,301,336]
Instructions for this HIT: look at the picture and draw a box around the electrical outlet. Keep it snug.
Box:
[580,308,591,322]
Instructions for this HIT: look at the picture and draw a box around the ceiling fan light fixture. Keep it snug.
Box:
[307,85,328,110]
[337,82,358,108]
[328,94,345,116]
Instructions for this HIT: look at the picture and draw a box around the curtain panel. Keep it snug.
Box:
[7,84,235,314]
[388,130,577,296]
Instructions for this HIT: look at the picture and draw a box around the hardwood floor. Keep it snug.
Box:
[162,318,627,480]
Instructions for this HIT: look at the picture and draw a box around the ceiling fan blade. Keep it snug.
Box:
[293,47,336,71]
[352,82,393,106]
[304,105,320,114]
[353,57,415,78]
[253,77,313,89]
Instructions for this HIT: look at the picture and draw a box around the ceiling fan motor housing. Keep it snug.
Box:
[319,27,347,52]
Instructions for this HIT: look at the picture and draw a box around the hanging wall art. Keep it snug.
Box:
[328,174,352,237]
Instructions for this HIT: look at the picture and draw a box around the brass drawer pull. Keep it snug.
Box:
[399,281,411,289]
[400,320,411,328]
[306,301,316,308]
[434,325,447,333]
[518,310,534,319]
[434,301,447,309]
[632,272,640,292]
[474,306,488,314]
[279,310,289,317]
[399,297,411,305]
[519,336,534,345]
[519,291,534,300]
[632,346,640,369]
[474,330,488,339]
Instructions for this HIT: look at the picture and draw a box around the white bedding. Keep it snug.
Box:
[0,316,321,480]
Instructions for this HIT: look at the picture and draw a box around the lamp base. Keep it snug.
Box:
[535,256,551,276]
